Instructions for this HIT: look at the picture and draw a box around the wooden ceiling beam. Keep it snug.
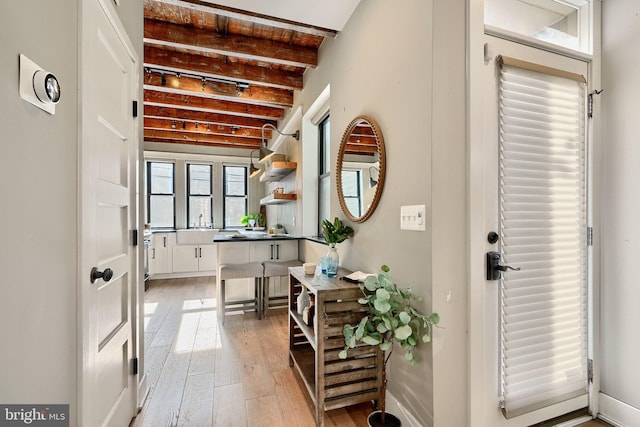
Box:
[143,71,294,107]
[144,117,268,139]
[144,46,302,90]
[144,90,286,120]
[149,0,337,39]
[347,135,378,145]
[144,137,259,149]
[344,144,379,154]
[144,129,261,148]
[143,105,276,129]
[144,18,317,69]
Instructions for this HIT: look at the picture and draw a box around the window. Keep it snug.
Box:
[223,165,247,227]
[147,161,175,228]
[341,169,361,218]
[187,163,212,228]
[318,115,330,234]
[485,0,591,54]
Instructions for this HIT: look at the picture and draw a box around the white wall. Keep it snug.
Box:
[0,0,79,419]
[600,0,640,418]
[297,1,468,425]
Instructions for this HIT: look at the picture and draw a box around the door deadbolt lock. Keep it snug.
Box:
[486,251,520,280]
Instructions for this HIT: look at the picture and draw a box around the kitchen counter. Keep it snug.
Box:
[213,228,303,241]
[213,232,303,242]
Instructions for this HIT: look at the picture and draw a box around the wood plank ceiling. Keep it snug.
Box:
[143,0,336,151]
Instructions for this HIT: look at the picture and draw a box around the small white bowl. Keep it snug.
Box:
[303,263,316,275]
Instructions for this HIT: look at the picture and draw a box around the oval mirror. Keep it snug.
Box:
[336,115,386,223]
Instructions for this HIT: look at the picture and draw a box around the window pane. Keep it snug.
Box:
[225,166,246,196]
[341,170,361,217]
[345,198,361,217]
[189,164,211,195]
[318,175,330,232]
[318,114,331,235]
[149,195,174,228]
[225,198,245,227]
[341,170,360,197]
[320,116,331,174]
[150,162,174,194]
[188,196,211,228]
[485,0,591,53]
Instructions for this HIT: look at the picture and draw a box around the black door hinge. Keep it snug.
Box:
[133,229,138,247]
[587,227,593,247]
[132,357,139,375]
[588,358,593,383]
[133,100,138,118]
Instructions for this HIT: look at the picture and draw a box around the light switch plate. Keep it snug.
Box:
[400,204,426,231]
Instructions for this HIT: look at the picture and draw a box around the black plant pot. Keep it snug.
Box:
[367,410,401,427]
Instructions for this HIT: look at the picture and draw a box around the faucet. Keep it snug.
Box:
[198,213,203,227]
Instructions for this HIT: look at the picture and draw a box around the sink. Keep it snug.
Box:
[176,229,218,244]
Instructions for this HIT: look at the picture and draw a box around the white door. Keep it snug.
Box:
[479,36,591,426]
[79,0,139,425]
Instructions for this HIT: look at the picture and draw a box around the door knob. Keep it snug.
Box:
[486,251,520,280]
[90,267,113,284]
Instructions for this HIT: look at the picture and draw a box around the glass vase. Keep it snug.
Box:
[326,243,339,277]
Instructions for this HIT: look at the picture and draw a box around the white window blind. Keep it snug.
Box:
[498,62,588,418]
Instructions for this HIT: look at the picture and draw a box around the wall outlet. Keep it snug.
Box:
[400,205,426,231]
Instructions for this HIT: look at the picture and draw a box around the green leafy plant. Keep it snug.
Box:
[339,265,439,424]
[254,213,265,227]
[275,223,284,229]
[240,214,255,227]
[241,213,264,227]
[321,217,354,244]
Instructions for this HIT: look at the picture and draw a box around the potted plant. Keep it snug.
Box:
[321,217,354,277]
[274,223,285,234]
[240,214,255,228]
[339,265,440,427]
[254,213,265,229]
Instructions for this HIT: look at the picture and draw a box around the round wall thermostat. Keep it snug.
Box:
[33,70,61,104]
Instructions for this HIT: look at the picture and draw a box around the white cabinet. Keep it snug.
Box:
[172,244,217,273]
[250,240,298,297]
[216,239,299,302]
[149,232,174,275]
[249,240,298,262]
[199,245,217,271]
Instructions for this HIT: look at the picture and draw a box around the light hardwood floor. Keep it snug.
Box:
[132,277,613,427]
[131,276,373,427]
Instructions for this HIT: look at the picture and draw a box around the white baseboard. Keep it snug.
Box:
[385,391,432,427]
[599,393,640,427]
[149,271,215,280]
[137,374,149,410]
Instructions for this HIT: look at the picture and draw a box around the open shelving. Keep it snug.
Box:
[288,267,382,427]
[260,192,297,205]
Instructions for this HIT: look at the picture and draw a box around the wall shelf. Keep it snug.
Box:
[260,192,297,205]
[259,161,297,182]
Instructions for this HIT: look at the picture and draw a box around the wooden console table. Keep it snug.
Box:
[288,266,382,427]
